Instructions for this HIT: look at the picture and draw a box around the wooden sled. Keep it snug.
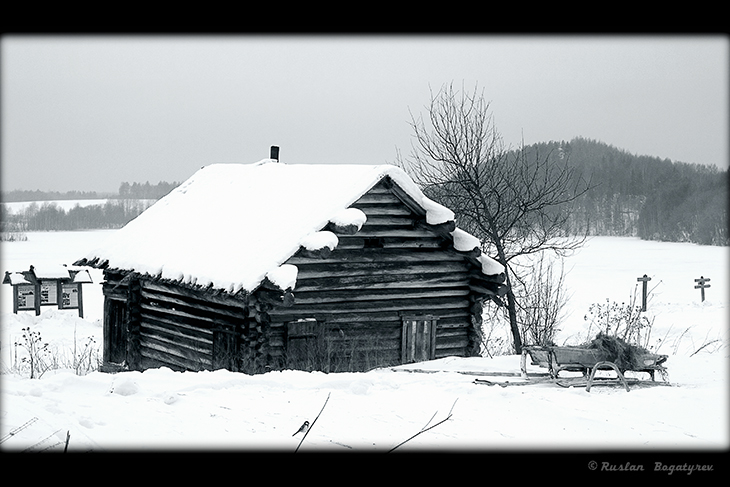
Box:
[523,345,667,391]
[474,345,669,392]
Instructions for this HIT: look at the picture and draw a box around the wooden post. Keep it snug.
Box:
[694,276,711,302]
[126,275,142,370]
[636,274,651,311]
[34,282,41,316]
[77,284,84,319]
[12,286,19,314]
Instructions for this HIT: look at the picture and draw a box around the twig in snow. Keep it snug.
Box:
[22,429,62,453]
[690,339,722,357]
[295,392,331,453]
[387,398,458,453]
[0,417,38,444]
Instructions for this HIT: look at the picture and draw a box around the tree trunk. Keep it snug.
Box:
[504,279,522,354]
[494,241,522,354]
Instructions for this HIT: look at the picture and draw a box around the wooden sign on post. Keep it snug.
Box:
[694,276,711,302]
[3,265,92,317]
[636,274,652,311]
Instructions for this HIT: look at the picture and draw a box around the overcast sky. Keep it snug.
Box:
[2,34,727,194]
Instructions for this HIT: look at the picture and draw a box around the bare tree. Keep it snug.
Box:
[515,253,570,347]
[398,83,591,353]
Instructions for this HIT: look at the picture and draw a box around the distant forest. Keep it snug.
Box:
[2,180,180,202]
[1,140,728,246]
[1,180,179,234]
[518,137,728,246]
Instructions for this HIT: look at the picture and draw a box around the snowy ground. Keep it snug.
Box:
[1,231,728,458]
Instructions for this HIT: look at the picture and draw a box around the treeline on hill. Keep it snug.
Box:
[1,180,179,234]
[519,137,728,246]
[2,181,179,202]
[1,189,104,202]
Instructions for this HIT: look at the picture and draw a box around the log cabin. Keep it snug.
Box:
[75,149,508,374]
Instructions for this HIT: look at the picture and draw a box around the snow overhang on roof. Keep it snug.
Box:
[78,161,504,295]
[32,264,74,280]
[72,269,93,283]
[3,265,93,286]
[3,271,31,285]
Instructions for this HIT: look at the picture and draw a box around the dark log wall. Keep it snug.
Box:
[266,179,485,372]
[102,271,269,373]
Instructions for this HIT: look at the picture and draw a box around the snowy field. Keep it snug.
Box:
[0,231,728,461]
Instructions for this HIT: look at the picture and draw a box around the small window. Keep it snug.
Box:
[364,237,384,248]
[401,316,438,364]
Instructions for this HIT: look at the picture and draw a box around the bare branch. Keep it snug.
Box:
[295,392,331,453]
[388,398,458,453]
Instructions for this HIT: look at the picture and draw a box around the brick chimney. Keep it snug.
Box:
[270,146,280,161]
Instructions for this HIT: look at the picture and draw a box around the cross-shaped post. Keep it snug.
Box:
[694,276,711,302]
[636,274,651,311]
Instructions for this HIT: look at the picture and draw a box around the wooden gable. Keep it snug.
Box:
[265,177,495,372]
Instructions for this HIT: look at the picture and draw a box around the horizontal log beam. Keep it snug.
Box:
[437,316,472,328]
[268,297,471,316]
[356,215,416,226]
[139,310,215,336]
[326,338,402,352]
[140,345,212,370]
[382,238,443,248]
[292,287,471,305]
[293,272,470,292]
[351,226,436,238]
[435,336,470,350]
[353,193,403,205]
[287,248,465,265]
[294,261,469,279]
[140,303,221,327]
[139,288,247,322]
[267,307,472,325]
[356,206,413,217]
[331,237,445,249]
[140,320,213,349]
[436,327,469,339]
[280,324,401,339]
[141,335,212,364]
[141,280,250,308]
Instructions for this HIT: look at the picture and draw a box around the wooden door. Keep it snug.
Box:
[402,316,437,364]
[104,298,128,365]
[212,326,237,371]
[286,319,323,371]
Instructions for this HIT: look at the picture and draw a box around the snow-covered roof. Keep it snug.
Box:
[81,161,504,294]
[32,264,74,279]
[5,272,31,285]
[72,269,93,283]
[3,266,93,285]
